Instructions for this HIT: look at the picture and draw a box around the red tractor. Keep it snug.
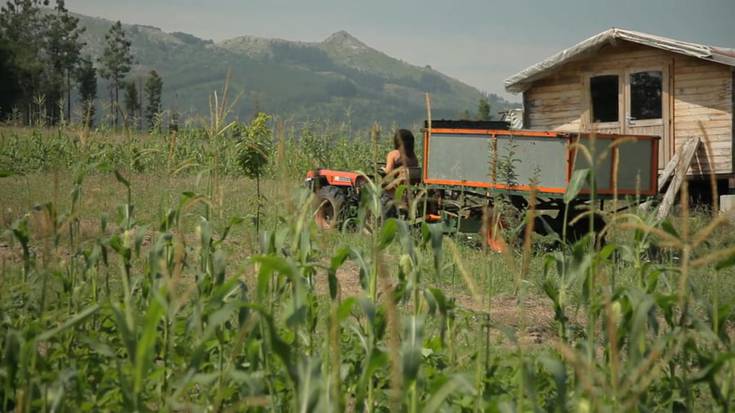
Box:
[305,168,366,230]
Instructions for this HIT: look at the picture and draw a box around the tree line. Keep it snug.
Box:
[458,95,493,121]
[0,0,165,130]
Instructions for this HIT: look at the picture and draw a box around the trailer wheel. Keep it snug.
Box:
[567,213,607,245]
[314,186,346,230]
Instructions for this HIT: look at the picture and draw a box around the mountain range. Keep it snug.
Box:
[75,13,516,128]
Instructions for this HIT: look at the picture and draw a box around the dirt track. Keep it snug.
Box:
[316,261,562,346]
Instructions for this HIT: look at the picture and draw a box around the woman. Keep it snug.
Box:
[382,129,419,206]
[384,129,419,175]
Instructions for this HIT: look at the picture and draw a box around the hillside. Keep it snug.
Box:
[75,14,516,128]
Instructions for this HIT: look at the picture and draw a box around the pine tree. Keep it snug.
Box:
[0,1,86,124]
[0,38,22,119]
[44,0,85,122]
[477,96,492,121]
[124,80,140,129]
[144,70,163,131]
[0,0,47,123]
[98,21,133,129]
[76,56,97,127]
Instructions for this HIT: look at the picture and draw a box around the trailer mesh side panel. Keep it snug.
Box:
[495,135,567,188]
[573,139,613,191]
[426,133,567,188]
[426,134,492,182]
[424,130,658,196]
[617,140,654,191]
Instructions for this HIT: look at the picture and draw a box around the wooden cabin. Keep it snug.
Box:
[505,28,735,190]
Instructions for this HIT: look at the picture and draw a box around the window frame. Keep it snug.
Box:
[585,71,623,130]
[582,61,671,170]
[624,67,666,128]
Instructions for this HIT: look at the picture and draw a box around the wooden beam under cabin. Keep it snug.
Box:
[656,137,702,220]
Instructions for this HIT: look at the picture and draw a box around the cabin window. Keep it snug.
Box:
[630,71,662,120]
[590,75,619,122]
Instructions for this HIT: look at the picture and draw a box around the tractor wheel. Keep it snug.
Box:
[314,186,346,230]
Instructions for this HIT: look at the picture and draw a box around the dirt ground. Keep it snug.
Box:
[0,231,563,346]
[315,261,561,346]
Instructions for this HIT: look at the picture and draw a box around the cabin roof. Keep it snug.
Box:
[505,28,735,93]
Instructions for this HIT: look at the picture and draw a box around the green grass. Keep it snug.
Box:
[2,124,735,411]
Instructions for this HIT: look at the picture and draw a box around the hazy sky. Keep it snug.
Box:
[64,0,735,101]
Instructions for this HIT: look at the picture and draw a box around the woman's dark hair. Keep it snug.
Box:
[393,129,417,160]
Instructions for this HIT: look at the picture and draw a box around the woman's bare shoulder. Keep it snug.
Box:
[386,150,400,163]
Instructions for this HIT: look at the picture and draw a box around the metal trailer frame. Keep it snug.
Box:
[422,128,659,198]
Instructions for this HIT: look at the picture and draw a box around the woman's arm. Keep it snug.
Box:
[384,150,400,173]
[383,150,406,190]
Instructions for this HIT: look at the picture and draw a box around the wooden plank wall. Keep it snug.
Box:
[673,55,733,174]
[525,43,671,131]
[523,42,734,175]
[524,75,585,132]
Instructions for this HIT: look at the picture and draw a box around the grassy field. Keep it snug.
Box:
[2,123,735,412]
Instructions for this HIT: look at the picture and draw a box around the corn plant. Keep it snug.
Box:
[3,118,735,412]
